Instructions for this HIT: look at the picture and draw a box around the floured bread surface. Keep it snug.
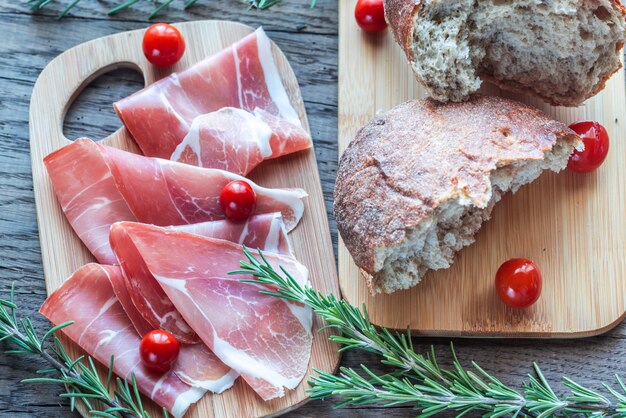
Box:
[334,95,581,294]
[384,0,626,106]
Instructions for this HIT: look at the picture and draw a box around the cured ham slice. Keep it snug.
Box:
[42,140,138,265]
[114,28,312,173]
[104,265,238,390]
[105,260,153,336]
[115,212,290,343]
[110,214,295,345]
[172,212,293,257]
[44,138,305,264]
[170,108,311,175]
[111,222,313,401]
[40,264,238,418]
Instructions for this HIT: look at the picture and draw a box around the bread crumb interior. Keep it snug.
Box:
[410,0,625,104]
[370,138,577,293]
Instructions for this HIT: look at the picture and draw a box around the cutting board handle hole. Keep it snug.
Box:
[63,66,144,142]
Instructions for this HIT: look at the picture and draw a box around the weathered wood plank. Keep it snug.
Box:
[2,0,338,35]
[1,0,626,417]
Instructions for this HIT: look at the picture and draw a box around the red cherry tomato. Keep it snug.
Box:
[495,258,542,309]
[355,0,387,33]
[219,180,257,221]
[142,23,186,68]
[567,121,609,173]
[140,330,180,373]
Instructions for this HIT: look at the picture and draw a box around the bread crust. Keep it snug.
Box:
[383,0,626,106]
[334,95,578,280]
[384,0,421,61]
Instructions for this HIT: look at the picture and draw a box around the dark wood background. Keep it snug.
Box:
[1,0,626,416]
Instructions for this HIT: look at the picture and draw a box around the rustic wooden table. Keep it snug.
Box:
[1,1,626,417]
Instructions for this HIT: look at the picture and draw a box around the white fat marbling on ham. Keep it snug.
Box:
[233,42,244,108]
[40,264,237,417]
[44,138,305,264]
[262,212,287,254]
[113,28,312,173]
[171,212,293,256]
[173,343,239,393]
[169,387,206,418]
[170,119,204,166]
[169,108,277,175]
[175,343,240,392]
[284,299,314,333]
[255,29,301,125]
[112,222,313,401]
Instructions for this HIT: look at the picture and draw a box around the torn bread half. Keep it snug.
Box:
[384,0,626,106]
[334,95,582,294]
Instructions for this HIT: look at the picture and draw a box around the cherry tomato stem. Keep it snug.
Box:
[219,180,257,222]
[495,258,542,309]
[355,0,387,33]
[140,330,180,373]
[567,121,609,173]
[142,23,186,68]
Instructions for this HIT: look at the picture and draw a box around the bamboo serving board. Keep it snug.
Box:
[30,20,340,417]
[339,0,626,338]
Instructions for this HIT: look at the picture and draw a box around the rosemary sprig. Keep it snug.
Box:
[26,0,317,19]
[248,0,316,9]
[234,248,626,417]
[0,284,161,418]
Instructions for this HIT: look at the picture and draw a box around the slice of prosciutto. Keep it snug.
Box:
[104,265,238,389]
[111,222,313,401]
[114,27,312,174]
[110,213,293,344]
[105,260,153,337]
[43,138,305,265]
[40,264,238,418]
[170,108,311,175]
[171,212,293,257]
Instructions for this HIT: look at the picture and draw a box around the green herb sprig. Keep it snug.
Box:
[234,248,626,417]
[26,0,317,19]
[0,284,164,418]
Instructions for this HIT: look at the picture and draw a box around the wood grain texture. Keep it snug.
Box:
[3,1,626,417]
[338,0,626,338]
[28,20,340,418]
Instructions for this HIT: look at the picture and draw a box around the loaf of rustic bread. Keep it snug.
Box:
[334,95,582,294]
[384,0,626,106]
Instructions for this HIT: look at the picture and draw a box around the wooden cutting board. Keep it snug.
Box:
[30,20,340,417]
[339,0,626,337]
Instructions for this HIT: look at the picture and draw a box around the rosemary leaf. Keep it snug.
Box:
[59,0,81,18]
[149,0,175,20]
[108,0,141,16]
